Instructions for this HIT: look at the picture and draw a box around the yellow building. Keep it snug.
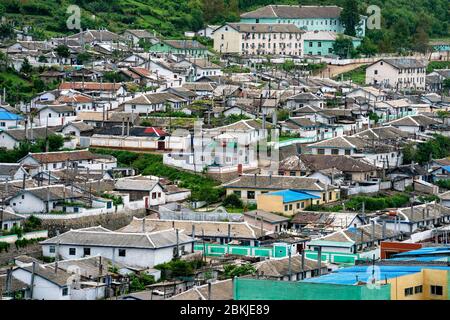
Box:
[257,189,321,216]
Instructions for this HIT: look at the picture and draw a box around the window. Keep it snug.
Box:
[0,122,5,127]
[301,202,305,208]
[318,42,321,47]
[284,205,288,211]
[118,249,126,257]
[290,171,296,176]
[331,149,339,155]
[69,248,76,256]
[415,285,423,294]
[317,148,325,155]
[404,287,414,296]
[345,150,351,155]
[62,287,69,296]
[49,246,55,253]
[83,248,91,256]
[374,70,378,75]
[288,204,292,210]
[247,191,255,199]
[309,42,313,47]
[322,193,326,201]
[431,285,443,296]
[329,192,332,200]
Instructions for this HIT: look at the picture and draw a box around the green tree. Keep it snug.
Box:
[76,51,92,65]
[332,36,356,59]
[222,193,243,208]
[357,37,378,57]
[340,0,360,37]
[55,45,71,59]
[0,22,14,40]
[20,58,33,74]
[443,78,450,95]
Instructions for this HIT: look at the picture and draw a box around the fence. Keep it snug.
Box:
[0,230,48,244]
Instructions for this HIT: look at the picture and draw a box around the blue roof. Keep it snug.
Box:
[0,110,22,121]
[302,265,450,285]
[392,246,450,258]
[442,165,450,173]
[266,189,321,203]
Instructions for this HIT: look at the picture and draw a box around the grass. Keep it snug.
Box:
[335,65,367,85]
[427,61,450,73]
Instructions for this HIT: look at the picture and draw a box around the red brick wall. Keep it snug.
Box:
[380,241,422,259]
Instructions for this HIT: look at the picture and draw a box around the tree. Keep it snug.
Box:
[412,26,430,54]
[443,78,450,95]
[357,37,378,57]
[332,36,356,59]
[55,45,71,61]
[0,22,14,40]
[76,51,92,65]
[20,58,33,74]
[223,193,243,208]
[340,0,360,36]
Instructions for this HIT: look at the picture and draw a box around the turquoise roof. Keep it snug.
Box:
[266,189,321,203]
[0,110,22,121]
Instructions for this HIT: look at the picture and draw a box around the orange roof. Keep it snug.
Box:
[59,82,122,91]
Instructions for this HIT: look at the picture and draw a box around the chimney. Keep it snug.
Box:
[142,217,146,233]
[382,220,386,239]
[227,223,231,243]
[254,173,257,185]
[191,225,195,253]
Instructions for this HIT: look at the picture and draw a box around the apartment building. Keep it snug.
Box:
[365,58,428,90]
[213,23,305,56]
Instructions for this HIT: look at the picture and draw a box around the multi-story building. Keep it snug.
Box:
[365,58,428,90]
[213,23,305,56]
[303,31,362,56]
[239,5,366,37]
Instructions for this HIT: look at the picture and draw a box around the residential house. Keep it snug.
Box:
[149,40,209,57]
[223,174,340,204]
[0,108,23,130]
[0,211,25,232]
[122,29,158,46]
[243,210,290,233]
[40,226,195,269]
[0,163,28,182]
[387,115,441,135]
[114,177,165,204]
[256,189,321,216]
[197,25,221,39]
[286,92,325,109]
[290,211,365,233]
[35,104,77,127]
[58,82,126,99]
[0,127,58,150]
[121,92,188,114]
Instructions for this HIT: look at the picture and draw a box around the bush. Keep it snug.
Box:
[0,241,10,253]
[345,193,410,211]
[155,259,204,280]
[436,179,450,190]
[222,263,256,279]
[223,194,243,209]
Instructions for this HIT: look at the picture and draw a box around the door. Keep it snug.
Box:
[157,141,165,150]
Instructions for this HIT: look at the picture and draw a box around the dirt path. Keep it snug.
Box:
[322,63,369,78]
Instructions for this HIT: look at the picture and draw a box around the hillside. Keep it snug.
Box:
[0,0,449,52]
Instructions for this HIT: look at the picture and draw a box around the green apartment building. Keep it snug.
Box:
[240,5,366,37]
[303,31,362,56]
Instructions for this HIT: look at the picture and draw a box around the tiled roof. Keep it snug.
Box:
[226,23,304,34]
[255,255,325,277]
[59,82,122,91]
[280,154,377,172]
[241,5,342,19]
[26,150,104,164]
[223,174,326,191]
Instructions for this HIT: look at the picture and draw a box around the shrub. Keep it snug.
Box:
[222,194,243,209]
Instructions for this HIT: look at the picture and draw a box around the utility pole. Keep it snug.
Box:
[30,262,36,300]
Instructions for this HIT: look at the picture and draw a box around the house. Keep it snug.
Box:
[0,163,28,181]
[40,226,195,269]
[76,111,140,129]
[60,121,95,138]
[365,58,428,90]
[182,82,215,97]
[114,176,165,204]
[290,211,365,232]
[286,92,325,109]
[35,104,77,127]
[243,210,290,233]
[122,29,158,46]
[0,108,23,130]
[149,40,209,57]
[375,203,450,234]
[65,29,123,45]
[177,58,223,82]
[0,127,58,150]
[440,191,450,208]
[19,149,117,176]
[56,93,95,113]
[213,23,305,56]
[119,217,267,246]
[0,211,25,232]
[306,136,402,169]
[239,5,366,37]
[256,189,321,216]
[223,174,340,204]
[426,69,450,92]
[254,255,328,281]
[167,279,233,300]
[197,25,220,39]
[278,154,379,183]
[346,87,388,103]
[303,31,361,56]
[0,272,29,299]
[387,115,441,135]
[58,82,126,99]
[121,92,188,114]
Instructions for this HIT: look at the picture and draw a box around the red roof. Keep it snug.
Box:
[59,82,122,91]
[143,127,167,137]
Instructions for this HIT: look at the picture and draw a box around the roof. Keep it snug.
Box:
[440,191,450,201]
[16,264,73,287]
[0,163,25,176]
[387,115,440,127]
[263,189,321,203]
[303,265,450,285]
[115,178,160,191]
[0,127,57,142]
[169,279,233,300]
[59,82,122,91]
[118,218,267,239]
[0,110,22,121]
[66,29,122,43]
[307,136,379,150]
[225,23,304,34]
[223,174,327,191]
[185,58,221,69]
[255,255,325,278]
[40,227,194,250]
[243,210,290,223]
[353,126,410,140]
[0,210,25,221]
[14,185,84,201]
[162,40,207,50]
[280,154,377,173]
[375,58,427,69]
[40,104,75,113]
[303,30,360,41]
[124,92,186,106]
[124,29,155,38]
[61,121,94,133]
[291,211,360,229]
[241,5,342,19]
[24,149,106,164]
[182,82,215,92]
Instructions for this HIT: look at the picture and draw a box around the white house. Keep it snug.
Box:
[40,226,195,269]
[121,92,188,114]
[19,149,117,176]
[35,104,77,127]
[114,177,166,205]
[0,163,28,181]
[365,58,428,90]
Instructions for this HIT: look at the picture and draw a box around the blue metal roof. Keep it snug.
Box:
[0,110,22,121]
[442,165,450,173]
[302,265,450,285]
[392,246,450,258]
[266,189,321,203]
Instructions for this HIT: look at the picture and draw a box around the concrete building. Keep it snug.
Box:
[213,23,305,56]
[257,189,321,216]
[365,58,428,90]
